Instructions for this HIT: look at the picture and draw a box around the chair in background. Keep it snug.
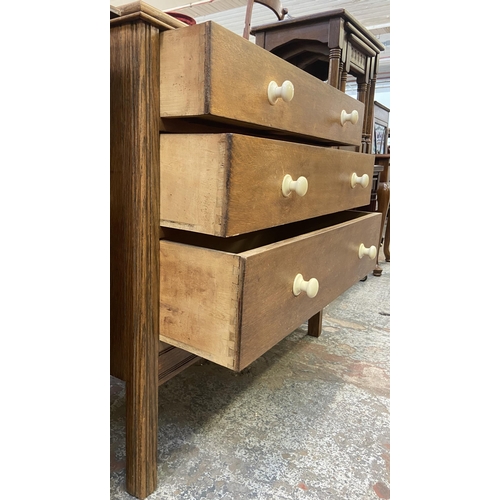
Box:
[242,0,288,39]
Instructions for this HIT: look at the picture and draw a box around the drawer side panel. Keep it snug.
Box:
[159,23,207,117]
[238,212,381,370]
[160,134,229,235]
[159,240,243,370]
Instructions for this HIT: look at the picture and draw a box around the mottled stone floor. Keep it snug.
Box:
[111,257,390,499]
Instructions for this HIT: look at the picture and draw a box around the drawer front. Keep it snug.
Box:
[159,211,381,371]
[159,22,364,146]
[160,133,374,236]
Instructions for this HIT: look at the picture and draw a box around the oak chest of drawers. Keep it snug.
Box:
[157,20,380,372]
[110,4,381,498]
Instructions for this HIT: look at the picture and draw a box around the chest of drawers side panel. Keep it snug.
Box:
[238,212,381,370]
[159,240,244,370]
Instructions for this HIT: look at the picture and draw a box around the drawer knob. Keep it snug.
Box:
[340,109,359,126]
[268,80,294,105]
[359,244,377,260]
[293,274,319,298]
[282,174,308,197]
[351,173,370,188]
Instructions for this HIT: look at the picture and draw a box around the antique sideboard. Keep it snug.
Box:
[111,3,381,497]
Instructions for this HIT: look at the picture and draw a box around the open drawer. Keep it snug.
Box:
[159,210,381,371]
[160,133,375,236]
[159,21,364,146]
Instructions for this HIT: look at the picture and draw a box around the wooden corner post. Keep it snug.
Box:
[110,8,161,498]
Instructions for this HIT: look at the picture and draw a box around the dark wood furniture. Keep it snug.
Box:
[111,3,381,497]
[371,105,390,268]
[251,9,385,154]
[242,0,287,39]
[373,154,390,272]
[372,101,390,154]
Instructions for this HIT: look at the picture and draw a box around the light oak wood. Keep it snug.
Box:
[159,211,381,371]
[159,242,244,369]
[160,133,375,236]
[159,22,365,146]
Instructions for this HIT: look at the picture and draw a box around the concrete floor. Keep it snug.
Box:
[110,254,390,500]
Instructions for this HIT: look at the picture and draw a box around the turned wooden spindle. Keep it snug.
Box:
[328,47,342,88]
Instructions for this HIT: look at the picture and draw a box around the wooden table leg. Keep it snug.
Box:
[373,182,390,277]
[111,20,161,499]
[307,310,323,337]
[383,206,390,262]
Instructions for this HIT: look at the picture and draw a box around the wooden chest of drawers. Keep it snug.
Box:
[157,21,380,372]
[110,5,381,498]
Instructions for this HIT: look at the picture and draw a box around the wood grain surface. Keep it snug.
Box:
[160,133,374,236]
[110,19,160,499]
[159,241,244,370]
[238,211,380,369]
[159,211,380,371]
[159,22,365,145]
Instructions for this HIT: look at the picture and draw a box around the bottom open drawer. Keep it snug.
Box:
[159,211,381,371]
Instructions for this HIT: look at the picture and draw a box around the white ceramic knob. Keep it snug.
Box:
[358,243,377,260]
[282,174,308,197]
[351,173,370,189]
[293,274,319,298]
[340,109,359,126]
[268,80,295,105]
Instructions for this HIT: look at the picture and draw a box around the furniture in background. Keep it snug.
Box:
[372,103,390,271]
[372,101,390,154]
[251,9,385,154]
[111,3,381,497]
[374,153,390,271]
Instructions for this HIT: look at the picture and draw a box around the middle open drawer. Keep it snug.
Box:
[160,133,374,236]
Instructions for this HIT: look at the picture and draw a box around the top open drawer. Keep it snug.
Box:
[159,22,365,146]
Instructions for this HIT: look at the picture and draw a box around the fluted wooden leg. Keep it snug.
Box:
[111,18,160,499]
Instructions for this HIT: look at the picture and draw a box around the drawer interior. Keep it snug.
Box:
[160,210,373,254]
